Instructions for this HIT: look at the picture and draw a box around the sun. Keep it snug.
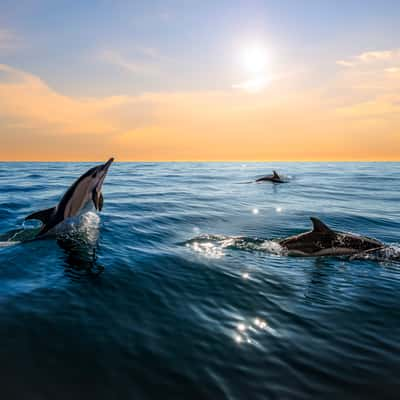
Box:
[234,44,271,92]
[241,45,268,74]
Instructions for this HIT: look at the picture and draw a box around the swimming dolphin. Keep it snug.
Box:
[256,170,285,183]
[25,158,114,237]
[278,217,384,257]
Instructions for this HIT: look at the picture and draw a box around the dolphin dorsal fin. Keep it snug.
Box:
[273,170,280,179]
[310,217,333,233]
[25,207,56,224]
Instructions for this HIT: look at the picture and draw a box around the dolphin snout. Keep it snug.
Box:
[103,157,114,171]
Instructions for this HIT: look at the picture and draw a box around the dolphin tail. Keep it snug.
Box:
[25,207,56,224]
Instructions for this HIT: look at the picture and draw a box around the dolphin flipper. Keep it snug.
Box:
[92,192,104,211]
[273,170,280,179]
[99,193,104,211]
[25,207,56,224]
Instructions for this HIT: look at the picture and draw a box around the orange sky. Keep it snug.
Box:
[1,49,400,161]
[1,2,400,161]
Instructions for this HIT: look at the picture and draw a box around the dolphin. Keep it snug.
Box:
[25,158,114,237]
[278,217,384,257]
[256,170,285,183]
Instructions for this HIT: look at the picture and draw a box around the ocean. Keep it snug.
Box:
[0,162,399,399]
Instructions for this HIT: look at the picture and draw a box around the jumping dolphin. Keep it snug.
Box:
[278,217,384,257]
[256,170,285,183]
[25,158,114,237]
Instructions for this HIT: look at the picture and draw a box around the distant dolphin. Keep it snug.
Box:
[25,158,114,237]
[256,170,285,183]
[278,217,384,257]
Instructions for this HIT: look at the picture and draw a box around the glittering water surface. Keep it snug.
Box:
[1,162,400,399]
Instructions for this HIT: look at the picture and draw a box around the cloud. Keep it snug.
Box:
[232,76,273,92]
[385,67,400,74]
[337,49,400,68]
[0,60,399,161]
[0,63,153,137]
[357,50,399,62]
[101,49,161,75]
[331,48,400,138]
[336,60,355,67]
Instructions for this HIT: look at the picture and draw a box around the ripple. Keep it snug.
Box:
[1,162,400,399]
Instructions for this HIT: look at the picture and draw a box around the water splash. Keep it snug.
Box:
[350,245,400,262]
[186,234,285,258]
[0,211,104,275]
[0,225,40,247]
[56,212,104,275]
[0,240,19,248]
[53,211,100,240]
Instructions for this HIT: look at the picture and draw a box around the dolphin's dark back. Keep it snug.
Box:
[256,170,284,183]
[279,230,335,254]
[279,217,383,256]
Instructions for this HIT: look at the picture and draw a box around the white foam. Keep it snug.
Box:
[0,241,19,248]
[53,211,100,245]
[186,234,286,257]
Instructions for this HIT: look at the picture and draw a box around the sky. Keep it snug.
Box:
[0,0,399,161]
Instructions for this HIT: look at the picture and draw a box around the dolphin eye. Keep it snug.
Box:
[92,171,98,178]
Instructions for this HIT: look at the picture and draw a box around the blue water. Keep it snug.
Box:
[1,162,400,399]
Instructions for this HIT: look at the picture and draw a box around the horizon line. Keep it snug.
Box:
[1,159,400,163]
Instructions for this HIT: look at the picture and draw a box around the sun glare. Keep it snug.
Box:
[241,45,268,74]
[233,43,272,92]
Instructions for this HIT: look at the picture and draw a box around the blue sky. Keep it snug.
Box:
[2,0,399,95]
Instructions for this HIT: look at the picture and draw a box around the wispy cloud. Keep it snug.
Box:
[232,76,272,92]
[100,46,172,77]
[336,60,355,67]
[337,49,400,67]
[101,50,159,75]
[385,67,400,74]
[0,63,152,137]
